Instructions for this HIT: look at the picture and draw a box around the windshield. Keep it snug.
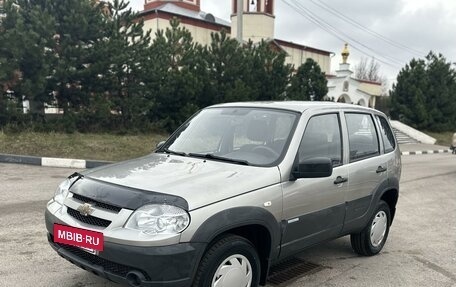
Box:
[160,107,299,166]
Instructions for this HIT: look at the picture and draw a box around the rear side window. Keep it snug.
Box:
[298,114,342,166]
[377,116,396,153]
[345,113,380,162]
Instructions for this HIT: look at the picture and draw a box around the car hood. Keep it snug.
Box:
[81,153,281,210]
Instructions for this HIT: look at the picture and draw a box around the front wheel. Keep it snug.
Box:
[192,235,261,287]
[351,200,391,256]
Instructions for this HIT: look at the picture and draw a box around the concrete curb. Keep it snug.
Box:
[0,153,112,169]
[401,149,452,156]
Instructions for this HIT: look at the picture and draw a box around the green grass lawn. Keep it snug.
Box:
[1,130,454,162]
[0,132,168,161]
[425,131,455,147]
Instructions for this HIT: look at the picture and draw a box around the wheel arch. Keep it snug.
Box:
[343,176,399,234]
[191,207,281,285]
[380,188,398,222]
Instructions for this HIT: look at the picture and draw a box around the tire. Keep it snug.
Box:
[351,200,391,256]
[192,234,261,287]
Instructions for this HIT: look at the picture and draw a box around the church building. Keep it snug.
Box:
[138,0,332,74]
[326,44,383,108]
[138,0,383,107]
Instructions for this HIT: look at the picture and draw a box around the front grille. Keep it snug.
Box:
[72,193,122,213]
[52,238,151,281]
[67,207,112,228]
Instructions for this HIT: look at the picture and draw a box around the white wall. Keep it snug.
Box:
[143,17,222,46]
[390,120,436,145]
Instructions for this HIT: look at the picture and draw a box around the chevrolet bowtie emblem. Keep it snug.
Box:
[77,203,95,216]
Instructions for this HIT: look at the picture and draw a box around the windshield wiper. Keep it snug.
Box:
[188,153,250,166]
[162,148,188,157]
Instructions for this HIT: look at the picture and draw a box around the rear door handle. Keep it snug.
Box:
[376,166,387,173]
[334,176,348,185]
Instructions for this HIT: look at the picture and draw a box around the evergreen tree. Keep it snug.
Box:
[205,30,253,104]
[390,52,456,131]
[424,52,456,131]
[92,0,151,129]
[48,0,107,118]
[390,59,428,128]
[0,0,56,117]
[204,34,292,104]
[247,40,291,101]
[286,58,328,101]
[147,17,203,131]
[0,0,108,125]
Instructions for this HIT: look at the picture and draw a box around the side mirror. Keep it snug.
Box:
[291,157,333,179]
[156,141,166,149]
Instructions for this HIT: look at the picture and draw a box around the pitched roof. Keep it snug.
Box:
[139,3,230,27]
[138,3,332,57]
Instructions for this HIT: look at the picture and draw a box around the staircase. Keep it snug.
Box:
[390,120,436,145]
[393,128,420,144]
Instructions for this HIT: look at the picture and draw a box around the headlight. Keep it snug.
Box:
[125,204,190,235]
[54,178,72,205]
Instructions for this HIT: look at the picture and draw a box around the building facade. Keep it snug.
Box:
[326,44,382,107]
[138,1,383,106]
[138,0,332,73]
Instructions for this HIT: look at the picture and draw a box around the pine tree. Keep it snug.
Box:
[92,0,152,129]
[48,0,107,118]
[205,29,253,104]
[147,17,203,131]
[424,52,456,131]
[390,52,456,131]
[390,59,428,128]
[286,58,328,101]
[0,0,56,117]
[247,40,291,101]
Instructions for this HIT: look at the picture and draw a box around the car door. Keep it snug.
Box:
[280,113,348,258]
[342,112,389,232]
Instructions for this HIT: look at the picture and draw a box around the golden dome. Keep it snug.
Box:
[341,43,350,64]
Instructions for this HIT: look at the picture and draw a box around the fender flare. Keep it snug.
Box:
[343,177,399,234]
[191,206,281,260]
[367,177,400,225]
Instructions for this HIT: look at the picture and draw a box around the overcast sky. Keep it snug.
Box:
[131,0,456,83]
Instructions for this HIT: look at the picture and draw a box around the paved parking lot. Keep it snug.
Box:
[0,154,455,287]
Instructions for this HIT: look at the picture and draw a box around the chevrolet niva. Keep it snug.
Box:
[45,101,401,287]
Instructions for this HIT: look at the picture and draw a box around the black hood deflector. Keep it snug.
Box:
[70,175,189,211]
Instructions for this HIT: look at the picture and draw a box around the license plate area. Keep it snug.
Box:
[79,246,99,255]
[53,224,104,253]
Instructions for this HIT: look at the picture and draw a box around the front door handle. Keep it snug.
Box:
[334,176,348,185]
[376,166,387,173]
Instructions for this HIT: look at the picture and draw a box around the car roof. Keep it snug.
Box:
[209,101,380,114]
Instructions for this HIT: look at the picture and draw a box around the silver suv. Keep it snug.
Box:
[45,102,401,287]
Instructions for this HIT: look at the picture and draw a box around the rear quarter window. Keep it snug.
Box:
[376,116,396,153]
[345,113,380,162]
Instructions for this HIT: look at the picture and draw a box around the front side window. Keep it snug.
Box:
[377,116,396,153]
[162,108,298,166]
[298,114,342,166]
[345,113,380,162]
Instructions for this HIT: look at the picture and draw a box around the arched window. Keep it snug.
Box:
[357,99,366,106]
[343,80,349,92]
[337,94,351,103]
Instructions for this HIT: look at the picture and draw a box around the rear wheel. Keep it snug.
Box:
[193,235,261,287]
[351,200,391,256]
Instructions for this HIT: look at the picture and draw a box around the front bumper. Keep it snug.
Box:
[45,209,206,287]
